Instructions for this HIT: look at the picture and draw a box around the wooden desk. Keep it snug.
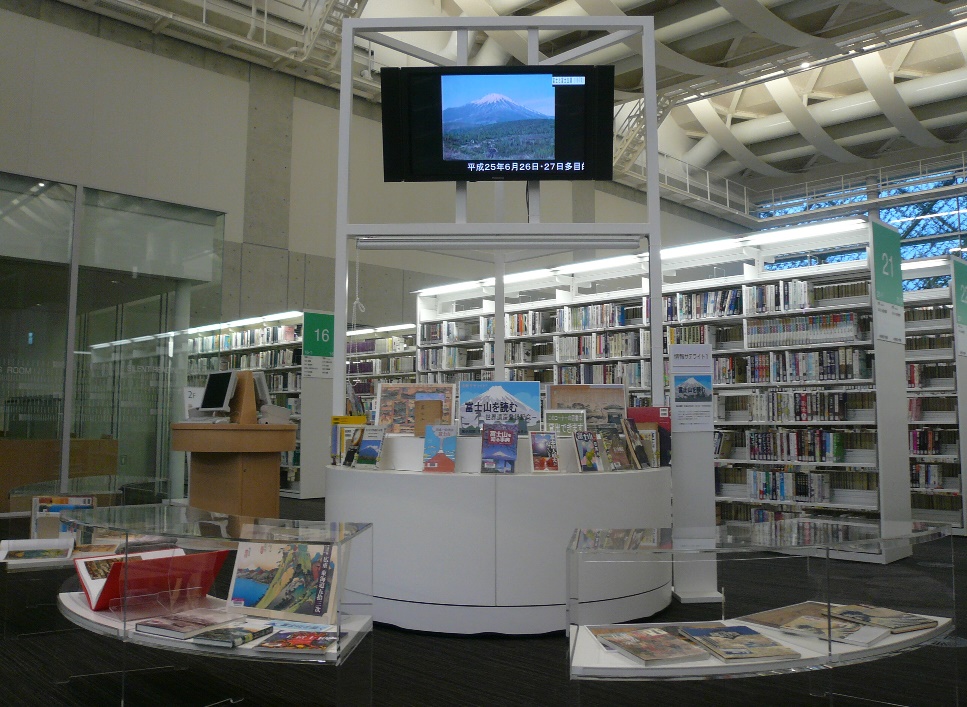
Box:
[170,423,297,517]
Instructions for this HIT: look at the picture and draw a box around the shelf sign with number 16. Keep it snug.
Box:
[303,311,335,378]
[870,221,904,345]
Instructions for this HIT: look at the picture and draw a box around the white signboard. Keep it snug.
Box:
[669,344,714,432]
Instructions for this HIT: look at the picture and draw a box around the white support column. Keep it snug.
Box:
[60,186,84,493]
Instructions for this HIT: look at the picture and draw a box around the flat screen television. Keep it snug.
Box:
[199,371,238,413]
[381,65,614,182]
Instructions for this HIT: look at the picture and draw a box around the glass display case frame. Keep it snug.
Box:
[567,517,955,704]
[55,505,373,668]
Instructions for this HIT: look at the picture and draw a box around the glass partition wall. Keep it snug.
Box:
[0,171,224,511]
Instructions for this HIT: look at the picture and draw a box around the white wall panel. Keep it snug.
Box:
[0,10,248,243]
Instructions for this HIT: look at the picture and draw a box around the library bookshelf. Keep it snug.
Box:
[904,280,967,534]
[412,220,914,558]
[185,312,310,498]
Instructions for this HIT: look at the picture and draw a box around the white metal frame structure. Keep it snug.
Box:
[332,14,662,418]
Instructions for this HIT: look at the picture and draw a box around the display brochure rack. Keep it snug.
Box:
[55,505,373,703]
[567,518,954,704]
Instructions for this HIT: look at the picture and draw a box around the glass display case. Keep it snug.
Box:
[55,505,373,668]
[567,517,954,704]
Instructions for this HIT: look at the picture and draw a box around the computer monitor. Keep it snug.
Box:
[251,370,272,409]
[198,370,238,413]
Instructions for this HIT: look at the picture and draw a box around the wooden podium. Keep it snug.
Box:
[171,371,296,517]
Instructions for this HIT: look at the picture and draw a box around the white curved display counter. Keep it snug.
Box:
[326,436,673,635]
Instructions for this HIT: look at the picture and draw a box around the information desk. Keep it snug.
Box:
[567,518,954,702]
[326,437,672,635]
[171,423,297,517]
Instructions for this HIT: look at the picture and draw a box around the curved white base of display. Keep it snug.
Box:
[357,581,672,635]
[326,458,673,635]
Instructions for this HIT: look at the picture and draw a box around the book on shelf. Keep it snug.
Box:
[252,630,337,654]
[457,381,541,434]
[192,618,275,648]
[352,426,387,468]
[544,409,586,435]
[597,424,634,471]
[74,548,229,612]
[573,431,604,472]
[480,421,518,473]
[423,424,458,473]
[590,625,709,666]
[530,432,560,472]
[228,542,338,625]
[677,623,800,661]
[740,601,891,646]
[135,607,236,640]
[824,604,939,633]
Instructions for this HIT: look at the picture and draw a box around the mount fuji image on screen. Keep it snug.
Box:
[441,74,555,161]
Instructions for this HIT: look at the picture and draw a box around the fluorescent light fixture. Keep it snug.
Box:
[662,239,739,260]
[505,268,554,284]
[375,323,416,332]
[231,317,265,328]
[555,255,642,275]
[901,258,949,271]
[131,336,155,343]
[262,310,303,322]
[417,281,481,297]
[90,343,111,350]
[346,328,376,336]
[742,218,866,246]
[184,323,223,335]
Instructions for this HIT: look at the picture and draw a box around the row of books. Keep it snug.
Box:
[906,362,953,388]
[346,335,410,354]
[744,429,858,463]
[348,356,416,374]
[747,312,865,348]
[333,416,665,474]
[228,347,302,370]
[556,361,646,386]
[589,601,937,668]
[742,279,812,314]
[910,463,947,490]
[714,347,872,385]
[905,303,951,323]
[909,426,956,455]
[905,333,953,350]
[908,397,957,421]
[556,330,643,361]
[190,325,301,354]
[748,469,833,503]
[742,391,859,423]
